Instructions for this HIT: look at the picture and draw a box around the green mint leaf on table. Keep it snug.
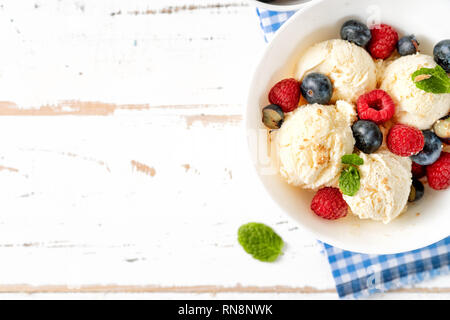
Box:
[339,165,361,196]
[238,223,283,263]
[412,65,450,94]
[341,154,364,166]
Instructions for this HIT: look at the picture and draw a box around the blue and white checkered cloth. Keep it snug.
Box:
[324,239,450,298]
[256,8,450,299]
[256,9,296,42]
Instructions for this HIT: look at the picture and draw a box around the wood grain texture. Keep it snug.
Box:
[0,0,447,300]
[0,284,449,294]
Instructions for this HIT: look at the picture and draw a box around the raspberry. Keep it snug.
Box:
[368,24,399,59]
[387,124,425,157]
[411,162,426,179]
[310,187,348,220]
[427,152,450,190]
[268,78,301,113]
[357,89,395,124]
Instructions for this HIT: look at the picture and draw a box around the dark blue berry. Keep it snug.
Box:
[352,120,383,154]
[434,40,450,73]
[411,130,442,165]
[397,35,419,56]
[408,178,424,202]
[340,20,372,47]
[262,104,284,129]
[300,73,333,105]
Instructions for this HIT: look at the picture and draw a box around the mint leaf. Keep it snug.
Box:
[339,165,361,196]
[412,65,450,94]
[238,223,283,262]
[342,154,364,166]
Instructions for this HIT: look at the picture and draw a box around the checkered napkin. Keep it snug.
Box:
[256,8,450,299]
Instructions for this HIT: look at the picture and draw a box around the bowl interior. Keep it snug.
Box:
[247,0,450,254]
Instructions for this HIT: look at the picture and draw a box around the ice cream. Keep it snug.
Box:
[380,54,450,130]
[277,101,356,190]
[295,39,377,104]
[343,150,412,224]
[374,53,400,86]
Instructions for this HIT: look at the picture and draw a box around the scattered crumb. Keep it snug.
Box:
[313,144,330,165]
[414,74,432,82]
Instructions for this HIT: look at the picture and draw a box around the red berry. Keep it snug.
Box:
[268,78,301,113]
[427,152,450,190]
[310,187,348,220]
[387,124,425,157]
[357,89,395,124]
[411,162,426,179]
[368,24,399,59]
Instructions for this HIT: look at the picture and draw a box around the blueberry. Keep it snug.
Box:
[352,120,383,154]
[340,20,372,47]
[300,73,333,105]
[262,104,284,129]
[397,35,419,56]
[411,130,442,165]
[408,178,424,202]
[434,39,450,73]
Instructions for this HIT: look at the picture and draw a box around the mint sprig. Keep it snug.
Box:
[238,223,283,263]
[339,166,360,196]
[341,154,364,166]
[339,154,363,196]
[412,65,450,94]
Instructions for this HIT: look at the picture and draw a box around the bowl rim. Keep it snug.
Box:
[248,0,311,11]
[245,0,449,254]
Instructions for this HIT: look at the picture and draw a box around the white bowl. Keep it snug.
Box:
[249,0,311,11]
[246,0,450,254]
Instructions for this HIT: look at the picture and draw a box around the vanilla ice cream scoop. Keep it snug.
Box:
[277,101,356,190]
[343,151,412,224]
[295,39,377,104]
[380,54,450,130]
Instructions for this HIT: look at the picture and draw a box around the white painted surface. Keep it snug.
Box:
[0,0,447,299]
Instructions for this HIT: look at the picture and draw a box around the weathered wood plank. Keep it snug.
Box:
[0,0,447,299]
[0,1,263,109]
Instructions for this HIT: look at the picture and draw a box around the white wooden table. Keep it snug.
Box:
[0,0,448,300]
